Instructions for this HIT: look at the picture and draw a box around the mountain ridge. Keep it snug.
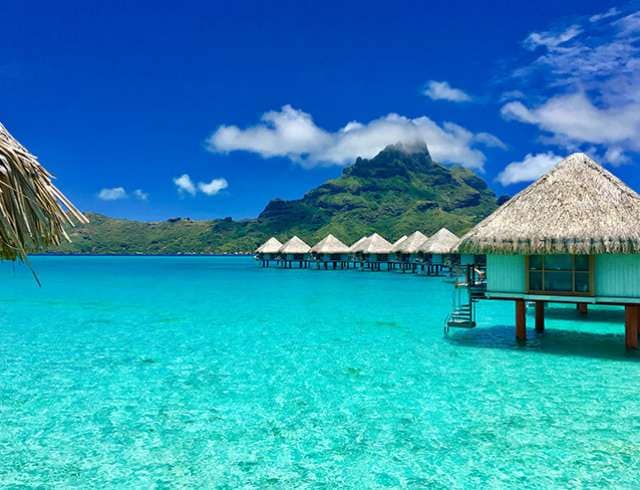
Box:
[52,143,499,254]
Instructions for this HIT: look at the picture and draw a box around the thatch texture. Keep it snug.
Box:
[392,230,428,254]
[256,237,282,254]
[0,122,87,261]
[349,236,369,253]
[457,153,640,255]
[279,236,311,254]
[311,234,350,254]
[391,235,408,249]
[361,233,393,254]
[420,228,460,254]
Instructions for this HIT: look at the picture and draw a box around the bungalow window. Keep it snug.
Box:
[527,255,592,295]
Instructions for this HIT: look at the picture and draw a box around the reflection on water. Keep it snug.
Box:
[449,326,640,362]
[448,302,639,362]
[543,304,625,323]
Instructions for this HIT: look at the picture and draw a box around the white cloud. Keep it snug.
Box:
[604,146,630,165]
[524,25,582,51]
[423,80,472,102]
[173,174,196,196]
[174,174,229,197]
[590,7,620,23]
[499,90,526,103]
[98,187,149,201]
[473,132,508,150]
[98,187,127,200]
[133,189,149,201]
[516,9,640,90]
[210,105,331,161]
[497,152,562,186]
[198,178,228,196]
[501,92,640,161]
[613,11,640,36]
[503,8,640,165]
[521,37,639,90]
[208,105,503,170]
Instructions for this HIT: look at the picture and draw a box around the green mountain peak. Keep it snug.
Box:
[54,143,498,254]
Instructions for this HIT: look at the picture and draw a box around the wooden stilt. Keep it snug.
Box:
[577,303,588,315]
[535,301,545,332]
[625,305,639,350]
[516,299,526,341]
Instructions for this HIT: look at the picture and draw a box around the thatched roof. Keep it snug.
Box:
[0,122,87,261]
[420,228,460,254]
[457,153,640,255]
[349,235,369,253]
[393,230,428,254]
[391,235,408,249]
[256,237,282,254]
[311,234,350,254]
[361,233,393,254]
[279,236,311,254]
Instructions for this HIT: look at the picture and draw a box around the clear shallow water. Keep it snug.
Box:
[1,256,640,488]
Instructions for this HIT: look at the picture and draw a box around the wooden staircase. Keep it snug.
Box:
[445,301,477,334]
[444,266,486,334]
[447,304,475,329]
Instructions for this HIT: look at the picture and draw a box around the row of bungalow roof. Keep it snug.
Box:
[255,227,461,257]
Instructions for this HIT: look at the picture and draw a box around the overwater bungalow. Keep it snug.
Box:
[310,234,351,269]
[386,235,407,270]
[392,235,408,248]
[391,230,428,272]
[278,236,311,268]
[455,153,640,349]
[255,237,282,267]
[360,233,393,271]
[350,234,371,267]
[388,236,405,270]
[419,228,460,275]
[349,236,368,252]
[348,235,369,267]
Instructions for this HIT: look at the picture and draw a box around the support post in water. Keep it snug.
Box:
[516,299,526,341]
[535,301,545,333]
[625,305,639,350]
[577,303,588,315]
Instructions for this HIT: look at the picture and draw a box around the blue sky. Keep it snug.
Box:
[1,0,638,221]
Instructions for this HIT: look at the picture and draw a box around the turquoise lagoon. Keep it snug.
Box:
[1,256,640,488]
